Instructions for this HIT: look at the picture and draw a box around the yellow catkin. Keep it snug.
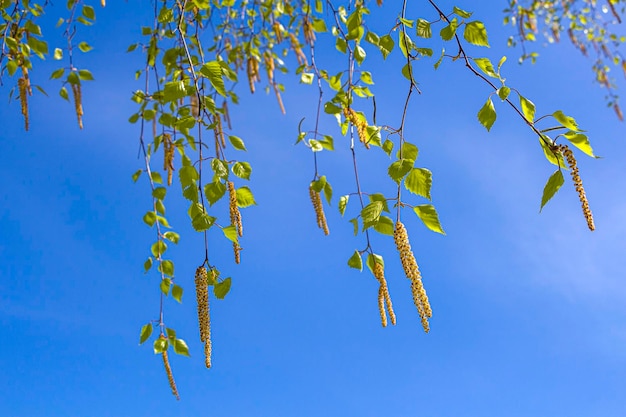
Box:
[394,221,431,333]
[18,77,28,131]
[160,337,180,400]
[272,21,284,43]
[303,16,316,46]
[377,286,387,327]
[373,261,396,327]
[190,94,200,118]
[558,144,595,231]
[614,103,624,122]
[343,107,370,149]
[100,0,105,6]
[195,267,210,341]
[308,185,329,235]
[228,181,243,263]
[246,57,260,94]
[70,82,84,129]
[163,134,175,186]
[289,33,307,66]
[204,338,212,369]
[222,100,232,129]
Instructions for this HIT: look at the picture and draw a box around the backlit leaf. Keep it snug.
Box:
[413,204,445,234]
[139,323,152,345]
[348,250,362,271]
[214,278,232,299]
[405,168,432,200]
[477,98,497,131]
[540,170,564,211]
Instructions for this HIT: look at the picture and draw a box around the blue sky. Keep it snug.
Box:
[1,1,625,416]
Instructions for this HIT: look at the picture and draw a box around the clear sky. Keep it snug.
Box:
[1,1,626,416]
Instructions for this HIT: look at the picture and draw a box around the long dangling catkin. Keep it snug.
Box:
[70,81,84,129]
[558,144,595,231]
[394,221,431,332]
[228,181,243,263]
[343,107,370,149]
[303,16,316,46]
[18,77,29,131]
[289,33,307,66]
[246,57,260,94]
[373,261,396,327]
[163,134,175,186]
[160,337,180,400]
[308,185,329,235]
[195,267,210,341]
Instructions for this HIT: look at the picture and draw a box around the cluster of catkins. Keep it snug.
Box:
[372,261,396,327]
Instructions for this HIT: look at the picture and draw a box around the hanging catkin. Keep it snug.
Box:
[195,266,212,368]
[309,185,329,235]
[160,336,180,400]
[558,144,595,231]
[228,182,243,263]
[394,221,431,332]
[372,261,396,327]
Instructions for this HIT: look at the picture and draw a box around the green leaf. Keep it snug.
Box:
[78,41,93,53]
[173,339,190,357]
[229,135,247,151]
[160,278,171,295]
[413,204,445,234]
[144,257,153,272]
[399,31,412,58]
[139,323,152,345]
[222,225,238,243]
[552,110,580,131]
[539,136,566,167]
[78,69,94,81]
[349,218,359,236]
[453,6,472,18]
[172,284,183,303]
[53,48,63,60]
[151,171,163,185]
[388,159,415,183]
[373,215,394,236]
[472,57,499,78]
[354,45,366,65]
[497,86,511,101]
[232,161,252,180]
[300,72,314,84]
[82,4,95,19]
[348,250,363,271]
[369,193,390,213]
[179,165,198,187]
[211,159,229,179]
[378,34,394,59]
[477,98,496,131]
[160,260,174,276]
[405,168,432,200]
[59,86,69,101]
[519,94,536,122]
[540,170,565,211]
[463,21,489,47]
[361,201,384,229]
[398,142,418,161]
[382,139,394,156]
[200,61,226,97]
[236,186,256,207]
[152,187,166,200]
[204,181,226,206]
[339,195,349,216]
[365,31,380,45]
[564,131,595,157]
[214,278,232,299]
[416,19,432,38]
[191,211,215,232]
[440,17,458,41]
[163,231,180,244]
[153,337,168,354]
[143,211,157,227]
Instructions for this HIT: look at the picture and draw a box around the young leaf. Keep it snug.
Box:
[398,142,419,161]
[348,250,363,271]
[214,278,232,299]
[405,168,432,200]
[477,98,497,131]
[236,186,257,207]
[388,159,414,183]
[564,131,595,157]
[153,337,168,354]
[472,58,499,78]
[440,17,458,41]
[200,61,226,97]
[229,135,247,151]
[173,339,190,357]
[366,253,384,274]
[552,110,580,131]
[204,181,227,206]
[139,323,152,345]
[413,204,446,234]
[378,34,394,59]
[519,94,536,122]
[373,215,394,236]
[232,161,252,180]
[172,284,183,303]
[416,19,432,38]
[463,21,489,47]
[361,201,383,229]
[540,170,565,211]
[339,195,349,216]
[222,225,239,243]
[163,231,180,244]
